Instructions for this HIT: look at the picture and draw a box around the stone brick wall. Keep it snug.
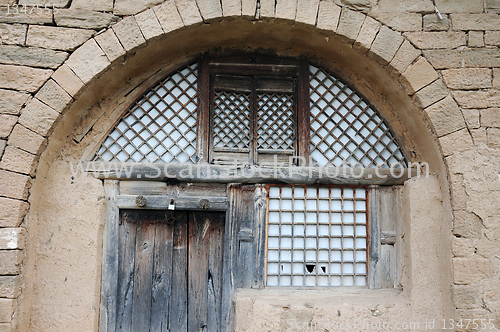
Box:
[0,0,498,330]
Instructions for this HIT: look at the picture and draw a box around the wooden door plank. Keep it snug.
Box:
[116,210,138,331]
[169,213,188,332]
[188,212,210,332]
[130,216,156,331]
[206,212,225,332]
[150,212,175,332]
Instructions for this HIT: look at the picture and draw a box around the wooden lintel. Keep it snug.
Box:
[116,195,229,211]
[82,162,419,185]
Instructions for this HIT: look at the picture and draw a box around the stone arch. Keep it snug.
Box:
[2,2,466,330]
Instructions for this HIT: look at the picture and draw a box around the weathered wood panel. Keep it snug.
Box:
[207,212,225,331]
[169,213,188,331]
[116,195,228,211]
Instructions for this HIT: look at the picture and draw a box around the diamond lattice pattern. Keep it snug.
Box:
[257,93,294,151]
[213,91,251,149]
[93,63,198,163]
[309,65,407,168]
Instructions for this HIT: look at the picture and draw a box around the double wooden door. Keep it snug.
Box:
[116,209,225,332]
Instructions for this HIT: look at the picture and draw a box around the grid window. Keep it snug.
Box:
[266,185,368,287]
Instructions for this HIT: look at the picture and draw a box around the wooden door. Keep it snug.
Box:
[115,209,225,332]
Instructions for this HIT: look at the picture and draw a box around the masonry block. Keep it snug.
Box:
[0,170,31,201]
[468,31,484,48]
[451,14,500,31]
[425,95,466,137]
[0,90,29,116]
[26,25,93,52]
[295,0,319,26]
[316,1,341,32]
[462,109,480,129]
[453,258,492,285]
[0,24,27,46]
[196,0,223,21]
[0,229,25,250]
[336,8,365,42]
[453,90,500,109]
[481,108,500,128]
[413,79,448,109]
[70,0,113,11]
[442,68,492,90]
[439,129,474,157]
[0,250,23,275]
[0,146,38,176]
[66,39,111,84]
[423,14,450,31]
[0,299,13,323]
[0,116,17,139]
[0,198,28,228]
[241,0,256,17]
[401,57,439,94]
[135,9,164,41]
[7,125,45,156]
[487,127,500,148]
[389,40,421,74]
[0,65,52,93]
[176,0,203,25]
[35,79,72,114]
[221,0,240,17]
[354,16,381,51]
[0,276,21,299]
[154,1,184,34]
[370,25,404,65]
[94,29,126,63]
[55,9,118,29]
[112,16,145,52]
[275,0,296,20]
[485,31,500,46]
[403,31,466,49]
[51,64,85,98]
[18,98,59,137]
[370,12,421,32]
[0,45,68,69]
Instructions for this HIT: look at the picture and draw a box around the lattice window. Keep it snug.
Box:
[266,185,368,287]
[309,65,406,168]
[93,63,198,163]
[213,91,251,150]
[257,93,294,152]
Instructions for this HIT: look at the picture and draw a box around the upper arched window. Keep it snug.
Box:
[93,55,407,168]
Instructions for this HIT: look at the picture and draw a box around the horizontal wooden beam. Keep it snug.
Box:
[116,195,229,211]
[81,162,419,185]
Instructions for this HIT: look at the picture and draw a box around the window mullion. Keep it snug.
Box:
[297,58,311,166]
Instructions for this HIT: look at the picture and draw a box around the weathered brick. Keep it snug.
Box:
[154,0,184,34]
[0,169,31,201]
[275,0,296,20]
[0,24,27,45]
[453,285,482,309]
[336,8,365,42]
[295,0,319,26]
[451,14,500,31]
[197,0,223,21]
[403,31,466,49]
[221,0,240,17]
[401,57,438,94]
[370,12,421,32]
[35,79,72,114]
[0,90,29,116]
[452,237,476,258]
[176,0,203,25]
[389,40,420,74]
[494,68,500,88]
[94,29,125,63]
[435,0,483,13]
[453,258,492,285]
[486,0,500,13]
[0,146,37,176]
[51,64,85,98]
[114,0,164,16]
[354,16,381,51]
[423,14,450,31]
[26,25,93,52]
[0,45,67,69]
[65,39,111,84]
[113,16,145,52]
[439,128,474,157]
[71,0,114,11]
[0,250,23,275]
[0,65,51,93]
[18,98,59,137]
[241,0,256,17]
[135,9,164,40]
[7,125,46,156]
[260,0,275,18]
[485,31,500,46]
[487,127,500,147]
[316,1,341,32]
[0,115,17,139]
[0,228,25,250]
[0,298,13,323]
[0,276,21,298]
[0,198,28,228]
[468,31,484,48]
[0,9,52,25]
[462,109,480,129]
[453,210,483,238]
[442,68,492,90]
[55,9,118,29]
[370,25,404,65]
[453,90,500,109]
[481,108,500,128]
[413,79,448,109]
[425,95,466,137]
